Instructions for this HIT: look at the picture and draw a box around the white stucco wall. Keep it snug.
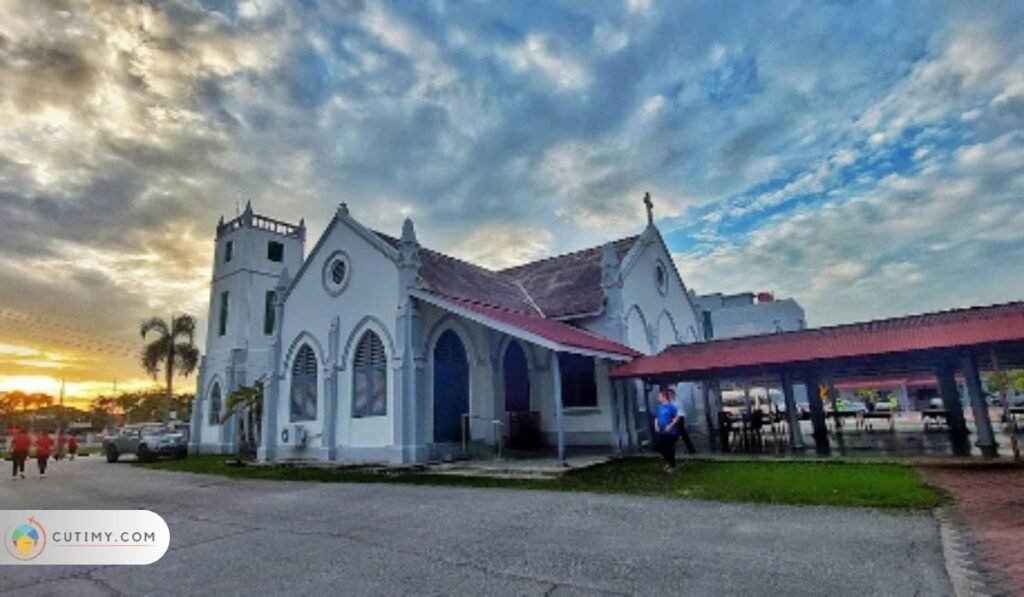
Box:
[272,219,401,460]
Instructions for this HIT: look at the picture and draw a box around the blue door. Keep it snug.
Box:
[503,341,530,412]
[433,330,469,443]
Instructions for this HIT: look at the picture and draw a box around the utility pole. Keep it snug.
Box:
[58,378,65,449]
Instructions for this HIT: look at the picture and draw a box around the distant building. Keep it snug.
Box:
[693,291,806,340]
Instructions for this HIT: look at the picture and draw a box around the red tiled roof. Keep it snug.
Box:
[373,230,638,319]
[500,236,639,319]
[422,292,642,359]
[611,301,1024,379]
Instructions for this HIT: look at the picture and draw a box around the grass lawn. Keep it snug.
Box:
[140,455,943,509]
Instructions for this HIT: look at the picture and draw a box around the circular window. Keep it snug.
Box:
[654,261,668,295]
[331,259,347,285]
[322,251,351,296]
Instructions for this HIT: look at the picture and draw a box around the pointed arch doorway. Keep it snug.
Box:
[433,330,469,443]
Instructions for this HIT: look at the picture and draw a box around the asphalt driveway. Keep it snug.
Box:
[0,457,953,596]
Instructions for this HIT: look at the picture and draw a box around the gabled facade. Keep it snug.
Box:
[191,200,706,464]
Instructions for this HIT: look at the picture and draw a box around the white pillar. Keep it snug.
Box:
[553,352,566,464]
[781,371,805,450]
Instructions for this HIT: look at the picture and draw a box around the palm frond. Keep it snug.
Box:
[171,314,197,342]
[174,344,200,378]
[140,337,169,379]
[220,381,263,425]
[140,317,169,340]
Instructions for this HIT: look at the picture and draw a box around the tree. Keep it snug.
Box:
[221,381,263,462]
[140,314,200,424]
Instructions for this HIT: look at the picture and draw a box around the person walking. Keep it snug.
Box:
[10,428,31,480]
[664,387,697,454]
[68,433,79,461]
[35,432,53,478]
[653,390,682,473]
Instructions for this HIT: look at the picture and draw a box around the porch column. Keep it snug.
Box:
[936,362,970,456]
[960,355,998,458]
[780,371,805,450]
[701,381,714,440]
[552,352,566,465]
[609,376,625,454]
[803,370,829,455]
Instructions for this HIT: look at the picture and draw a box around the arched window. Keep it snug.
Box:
[290,344,318,421]
[208,383,222,426]
[353,331,387,418]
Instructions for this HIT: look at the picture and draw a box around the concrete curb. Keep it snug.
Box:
[933,507,995,597]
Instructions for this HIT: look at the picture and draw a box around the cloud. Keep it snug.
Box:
[0,0,1023,395]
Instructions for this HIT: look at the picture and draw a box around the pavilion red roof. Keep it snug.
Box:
[611,301,1024,380]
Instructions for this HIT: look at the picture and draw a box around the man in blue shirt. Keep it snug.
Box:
[653,389,682,472]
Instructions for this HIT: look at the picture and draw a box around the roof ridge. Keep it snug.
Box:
[499,234,640,274]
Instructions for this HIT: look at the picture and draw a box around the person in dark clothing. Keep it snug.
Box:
[10,428,31,480]
[663,387,697,454]
[653,390,682,472]
[35,433,53,478]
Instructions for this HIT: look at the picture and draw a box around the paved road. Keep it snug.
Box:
[1,457,953,596]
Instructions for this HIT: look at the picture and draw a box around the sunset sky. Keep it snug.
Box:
[2,0,1023,405]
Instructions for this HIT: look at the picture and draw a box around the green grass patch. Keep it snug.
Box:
[140,455,943,509]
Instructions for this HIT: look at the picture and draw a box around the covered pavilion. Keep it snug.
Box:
[610,301,1024,457]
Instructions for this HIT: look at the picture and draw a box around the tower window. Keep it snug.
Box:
[225,241,234,263]
[208,383,222,426]
[218,291,229,336]
[268,241,284,262]
[263,291,276,335]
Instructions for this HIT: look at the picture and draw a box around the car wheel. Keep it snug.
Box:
[174,448,187,459]
[106,446,120,463]
[137,445,152,462]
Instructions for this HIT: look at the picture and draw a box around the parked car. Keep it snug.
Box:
[103,424,187,462]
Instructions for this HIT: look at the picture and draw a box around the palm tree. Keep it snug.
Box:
[140,314,200,423]
[221,381,263,462]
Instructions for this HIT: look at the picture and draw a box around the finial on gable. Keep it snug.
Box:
[400,217,418,245]
[643,191,654,227]
[244,200,253,214]
[337,202,349,217]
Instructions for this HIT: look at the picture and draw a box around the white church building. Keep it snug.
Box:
[190,199,706,464]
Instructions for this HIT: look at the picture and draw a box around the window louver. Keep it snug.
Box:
[354,332,386,367]
[293,345,318,376]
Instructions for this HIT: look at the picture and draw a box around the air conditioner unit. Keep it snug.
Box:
[293,424,308,448]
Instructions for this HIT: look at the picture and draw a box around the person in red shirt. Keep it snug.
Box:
[68,433,79,461]
[10,428,31,480]
[35,433,53,478]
